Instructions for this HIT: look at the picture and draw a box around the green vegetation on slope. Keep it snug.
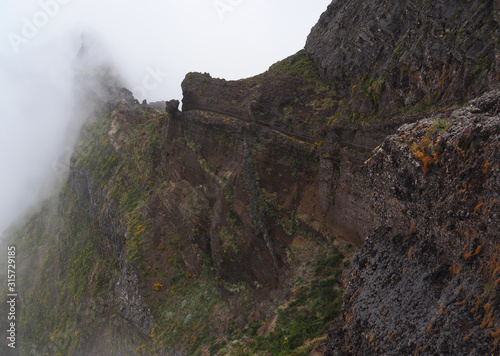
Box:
[247,255,343,356]
[0,186,143,355]
[1,93,350,355]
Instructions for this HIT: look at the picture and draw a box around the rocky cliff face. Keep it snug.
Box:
[57,80,352,353]
[302,1,500,354]
[306,0,500,118]
[2,0,500,355]
[326,90,500,355]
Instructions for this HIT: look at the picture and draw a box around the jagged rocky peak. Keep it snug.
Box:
[4,0,500,355]
[72,32,138,109]
[306,0,500,118]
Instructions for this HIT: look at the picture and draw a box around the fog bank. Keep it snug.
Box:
[0,0,331,233]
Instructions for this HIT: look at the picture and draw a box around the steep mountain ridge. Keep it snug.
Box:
[306,0,499,118]
[1,0,499,355]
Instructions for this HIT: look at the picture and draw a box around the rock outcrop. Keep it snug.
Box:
[306,0,500,118]
[326,90,500,355]
[3,0,500,355]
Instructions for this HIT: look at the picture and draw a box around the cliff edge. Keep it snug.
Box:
[326,89,500,355]
[0,0,499,355]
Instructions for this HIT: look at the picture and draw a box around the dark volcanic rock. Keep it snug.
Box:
[181,72,254,120]
[165,99,180,116]
[306,0,500,118]
[326,90,500,355]
[367,90,500,252]
[327,229,492,355]
[115,263,154,336]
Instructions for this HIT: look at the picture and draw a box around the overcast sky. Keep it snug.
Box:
[0,0,331,234]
